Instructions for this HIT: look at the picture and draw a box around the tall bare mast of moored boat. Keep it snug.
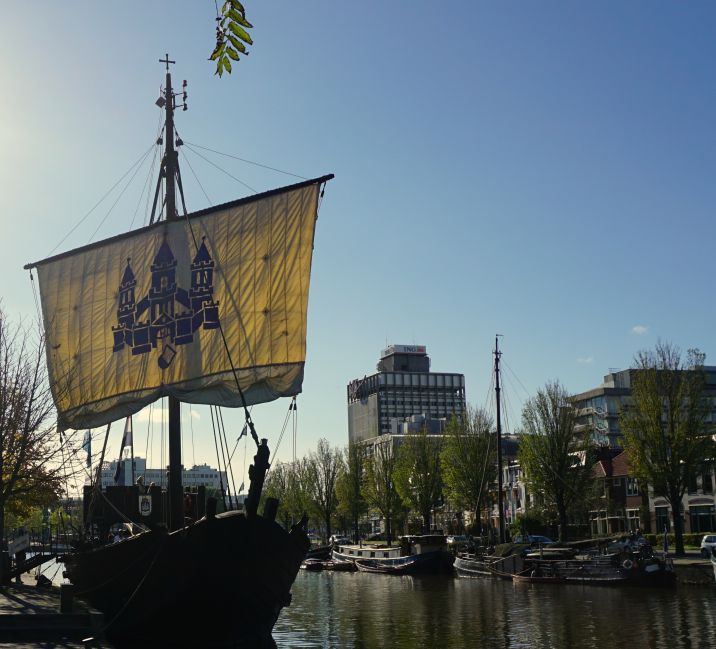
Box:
[159,53,185,532]
[494,335,505,544]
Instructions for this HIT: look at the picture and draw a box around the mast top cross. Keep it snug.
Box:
[159,53,175,71]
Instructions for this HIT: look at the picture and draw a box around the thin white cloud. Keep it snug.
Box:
[577,356,593,364]
[631,325,649,335]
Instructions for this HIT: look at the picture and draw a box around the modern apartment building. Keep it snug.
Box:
[573,366,716,448]
[347,344,466,443]
[574,366,716,533]
[572,370,633,448]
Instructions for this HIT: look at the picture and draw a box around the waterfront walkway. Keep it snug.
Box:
[670,552,714,585]
[0,574,111,648]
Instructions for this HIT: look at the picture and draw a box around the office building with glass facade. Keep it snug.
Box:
[347,345,466,444]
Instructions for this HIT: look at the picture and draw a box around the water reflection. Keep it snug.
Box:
[274,572,716,648]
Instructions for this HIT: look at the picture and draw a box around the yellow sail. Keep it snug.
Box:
[29,176,331,430]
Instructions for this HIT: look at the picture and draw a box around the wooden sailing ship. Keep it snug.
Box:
[26,57,332,647]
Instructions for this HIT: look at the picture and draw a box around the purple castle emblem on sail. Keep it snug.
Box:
[112,237,219,367]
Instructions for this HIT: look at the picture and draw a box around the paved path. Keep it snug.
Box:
[0,574,111,648]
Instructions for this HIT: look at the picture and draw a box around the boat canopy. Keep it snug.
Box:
[28,175,332,430]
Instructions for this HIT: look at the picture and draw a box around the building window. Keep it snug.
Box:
[688,473,698,494]
[626,478,640,496]
[689,505,716,534]
[655,506,670,533]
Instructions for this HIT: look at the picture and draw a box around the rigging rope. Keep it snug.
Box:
[183,143,258,194]
[179,147,213,206]
[47,143,155,257]
[215,407,234,509]
[178,167,262,449]
[183,141,307,180]
[87,148,156,243]
[293,398,298,462]
[242,427,248,493]
[160,402,165,487]
[189,403,196,467]
[209,406,228,510]
[130,112,164,230]
[217,407,239,506]
[271,396,297,464]
[143,403,153,484]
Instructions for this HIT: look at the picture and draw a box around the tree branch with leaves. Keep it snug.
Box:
[0,311,72,580]
[336,442,367,543]
[518,381,595,543]
[441,408,496,536]
[620,342,715,555]
[305,439,342,543]
[395,428,443,534]
[210,1,254,77]
[362,437,401,546]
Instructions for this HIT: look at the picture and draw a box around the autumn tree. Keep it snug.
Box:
[394,429,443,533]
[620,343,715,556]
[336,442,367,543]
[305,439,342,542]
[441,408,496,535]
[0,312,68,580]
[362,437,401,546]
[518,381,595,543]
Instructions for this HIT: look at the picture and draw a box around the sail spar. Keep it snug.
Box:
[27,175,332,431]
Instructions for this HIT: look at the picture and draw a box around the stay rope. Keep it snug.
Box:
[271,396,298,466]
[46,143,156,258]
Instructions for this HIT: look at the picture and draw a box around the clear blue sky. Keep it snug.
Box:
[1,2,714,489]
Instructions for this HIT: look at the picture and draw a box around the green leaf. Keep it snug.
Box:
[228,9,253,28]
[209,44,222,61]
[227,47,240,61]
[215,58,224,77]
[223,57,232,74]
[228,34,248,54]
[231,1,246,13]
[228,22,253,45]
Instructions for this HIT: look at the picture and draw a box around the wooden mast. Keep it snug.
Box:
[494,335,506,544]
[160,53,184,532]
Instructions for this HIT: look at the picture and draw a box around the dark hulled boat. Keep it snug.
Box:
[332,535,454,575]
[64,510,309,646]
[27,57,332,647]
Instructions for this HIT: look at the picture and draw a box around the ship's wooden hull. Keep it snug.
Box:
[62,511,309,648]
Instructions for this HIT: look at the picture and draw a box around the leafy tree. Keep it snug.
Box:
[362,437,401,546]
[0,312,67,579]
[518,381,595,543]
[394,429,443,533]
[210,1,253,77]
[263,461,292,529]
[264,458,312,530]
[620,343,715,555]
[305,439,342,542]
[336,442,367,542]
[441,408,495,535]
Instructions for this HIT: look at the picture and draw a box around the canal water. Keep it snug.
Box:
[274,571,716,648]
